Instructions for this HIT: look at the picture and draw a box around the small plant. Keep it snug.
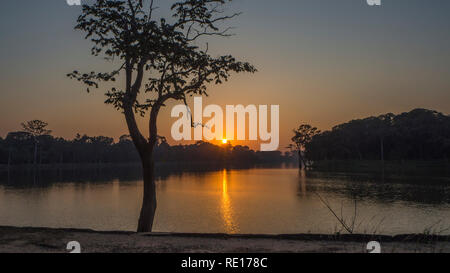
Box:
[314,192,357,234]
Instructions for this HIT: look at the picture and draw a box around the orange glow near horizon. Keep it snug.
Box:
[222,138,228,144]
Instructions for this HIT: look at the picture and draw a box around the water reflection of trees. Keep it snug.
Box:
[298,171,450,205]
[0,162,291,189]
[0,165,141,188]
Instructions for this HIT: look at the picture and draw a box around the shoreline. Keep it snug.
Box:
[0,162,293,172]
[1,226,449,253]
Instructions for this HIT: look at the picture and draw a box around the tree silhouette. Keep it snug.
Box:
[67,0,256,232]
[21,120,52,166]
[291,124,320,169]
[305,109,450,162]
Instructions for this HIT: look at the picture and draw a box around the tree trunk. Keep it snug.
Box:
[298,150,304,170]
[122,62,162,232]
[380,137,384,163]
[8,149,12,169]
[137,152,157,233]
[123,102,157,233]
[33,141,38,166]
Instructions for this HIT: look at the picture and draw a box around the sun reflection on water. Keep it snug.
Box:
[221,169,239,234]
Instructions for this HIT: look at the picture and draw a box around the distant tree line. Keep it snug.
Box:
[0,128,292,166]
[302,109,450,162]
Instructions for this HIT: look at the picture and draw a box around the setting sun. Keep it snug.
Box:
[222,139,228,144]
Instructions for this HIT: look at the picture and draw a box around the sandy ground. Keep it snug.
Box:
[1,226,450,253]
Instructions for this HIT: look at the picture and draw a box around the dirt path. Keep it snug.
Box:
[0,226,449,253]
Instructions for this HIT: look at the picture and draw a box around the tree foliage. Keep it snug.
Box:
[291,124,320,152]
[305,109,450,161]
[67,0,256,150]
[289,124,320,168]
[21,120,52,138]
[0,133,289,165]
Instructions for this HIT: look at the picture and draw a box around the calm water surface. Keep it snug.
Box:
[1,165,450,235]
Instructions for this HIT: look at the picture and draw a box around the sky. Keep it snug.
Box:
[1,0,450,150]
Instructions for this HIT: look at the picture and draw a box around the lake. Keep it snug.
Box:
[1,164,450,235]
